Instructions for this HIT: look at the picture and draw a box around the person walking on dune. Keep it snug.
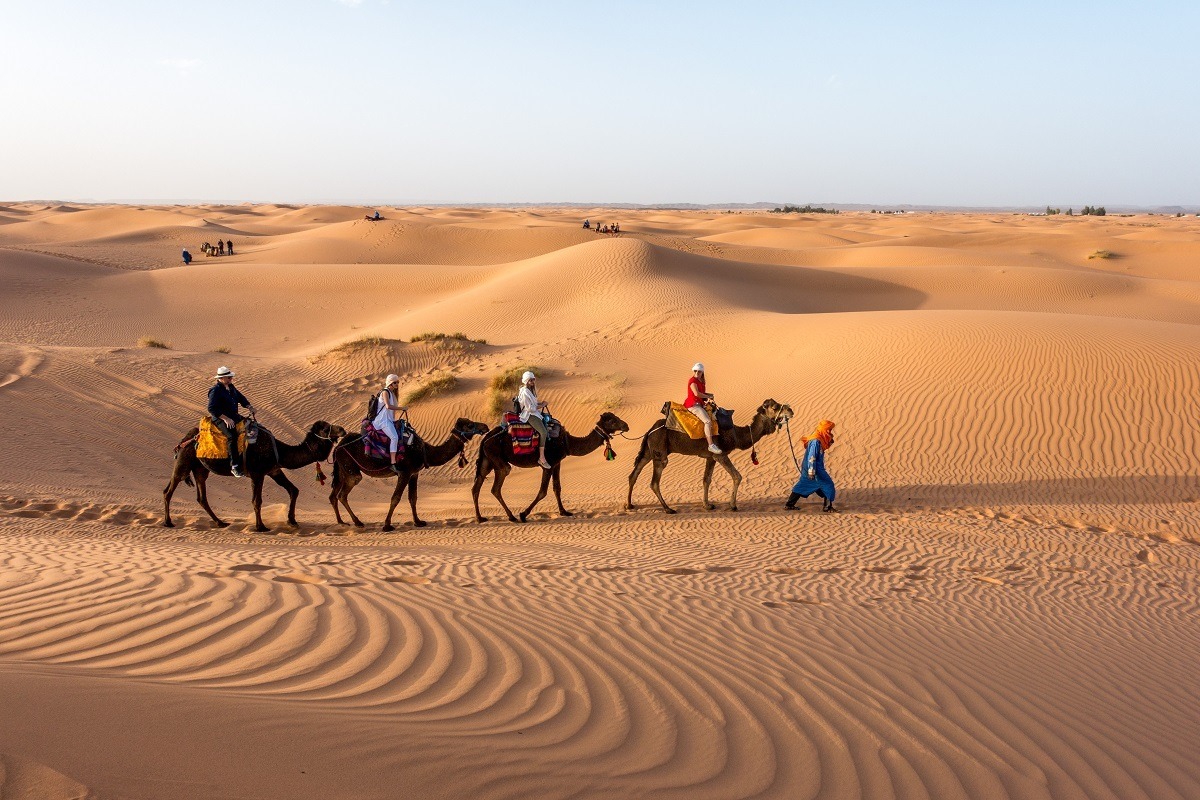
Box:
[226,239,234,256]
[685,363,722,454]
[786,419,837,512]
[182,247,192,265]
[208,366,254,478]
[518,371,552,469]
[373,374,409,474]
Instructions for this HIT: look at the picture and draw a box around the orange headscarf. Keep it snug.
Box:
[802,419,835,451]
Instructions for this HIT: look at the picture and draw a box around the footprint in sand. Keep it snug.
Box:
[385,575,431,585]
[973,575,1006,586]
[230,564,276,572]
[275,573,325,585]
[817,567,843,575]
[863,566,899,575]
[586,566,628,572]
[387,559,423,566]
[659,567,701,575]
[767,567,806,575]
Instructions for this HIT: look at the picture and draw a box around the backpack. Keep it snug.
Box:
[366,392,380,421]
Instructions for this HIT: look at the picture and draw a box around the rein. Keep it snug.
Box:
[595,425,617,461]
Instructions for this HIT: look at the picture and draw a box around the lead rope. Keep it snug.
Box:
[784,416,803,475]
[597,426,616,461]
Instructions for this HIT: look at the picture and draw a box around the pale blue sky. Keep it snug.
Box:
[2,1,1197,206]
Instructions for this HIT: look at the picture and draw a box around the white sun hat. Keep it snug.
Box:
[692,362,705,372]
[385,373,400,386]
[521,370,536,385]
[215,366,235,378]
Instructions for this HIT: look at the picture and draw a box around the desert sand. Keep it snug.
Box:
[1,204,1199,799]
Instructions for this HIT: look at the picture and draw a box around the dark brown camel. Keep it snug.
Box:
[626,399,793,513]
[329,418,489,531]
[473,412,630,523]
[163,420,347,532]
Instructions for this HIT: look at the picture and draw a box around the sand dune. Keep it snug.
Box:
[2,205,1200,799]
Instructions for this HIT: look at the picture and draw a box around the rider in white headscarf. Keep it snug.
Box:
[517,371,552,469]
[373,373,408,473]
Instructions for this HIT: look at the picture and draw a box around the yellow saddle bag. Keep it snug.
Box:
[665,402,707,439]
[195,416,248,459]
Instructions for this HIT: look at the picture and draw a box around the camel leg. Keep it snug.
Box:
[626,454,652,510]
[268,469,300,527]
[717,455,743,511]
[520,468,553,523]
[328,466,345,525]
[702,459,717,511]
[649,458,676,514]
[251,474,270,533]
[490,464,519,522]
[551,464,572,517]
[472,458,494,522]
[407,475,427,528]
[162,463,186,528]
[382,474,408,532]
[337,472,366,529]
[192,469,228,528]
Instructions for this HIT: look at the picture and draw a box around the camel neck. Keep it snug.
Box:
[566,425,607,457]
[422,433,465,467]
[276,433,327,469]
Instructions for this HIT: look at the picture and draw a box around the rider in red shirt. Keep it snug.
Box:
[685,362,722,454]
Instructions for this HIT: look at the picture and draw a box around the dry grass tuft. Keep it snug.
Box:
[138,336,170,349]
[487,365,542,417]
[410,331,488,345]
[213,345,232,354]
[402,372,459,405]
[1088,249,1116,260]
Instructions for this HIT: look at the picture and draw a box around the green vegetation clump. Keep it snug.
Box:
[772,204,839,214]
[410,331,488,345]
[1081,205,1107,216]
[487,365,542,417]
[402,372,459,405]
[138,336,170,349]
[213,345,231,354]
[325,334,390,355]
[1088,249,1116,260]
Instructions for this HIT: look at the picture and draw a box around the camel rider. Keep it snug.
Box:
[373,373,409,474]
[208,366,254,477]
[685,363,722,455]
[518,371,552,470]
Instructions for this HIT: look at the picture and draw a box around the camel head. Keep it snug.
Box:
[756,399,794,431]
[597,412,631,436]
[454,418,491,440]
[309,420,347,441]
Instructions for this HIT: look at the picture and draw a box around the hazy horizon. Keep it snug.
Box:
[3,1,1197,206]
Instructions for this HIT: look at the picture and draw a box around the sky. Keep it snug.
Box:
[2,0,1198,206]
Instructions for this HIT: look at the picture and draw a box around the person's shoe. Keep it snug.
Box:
[707,444,723,455]
[822,504,839,513]
[390,463,403,475]
[231,465,245,478]
[538,457,552,470]
[784,492,800,510]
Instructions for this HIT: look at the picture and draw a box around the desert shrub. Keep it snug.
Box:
[772,204,838,214]
[213,345,231,354]
[402,372,458,405]
[410,331,488,345]
[1088,249,1115,259]
[487,365,542,417]
[138,336,170,349]
[325,334,390,355]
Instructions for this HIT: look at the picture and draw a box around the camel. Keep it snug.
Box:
[626,399,793,513]
[473,412,630,523]
[329,417,489,531]
[163,420,347,532]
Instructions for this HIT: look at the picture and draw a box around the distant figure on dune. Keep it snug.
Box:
[583,219,590,229]
[365,210,382,221]
[686,362,722,454]
[226,239,234,255]
[217,240,225,256]
[612,222,620,235]
[786,419,837,512]
[182,248,192,265]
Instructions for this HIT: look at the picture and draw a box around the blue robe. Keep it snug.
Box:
[791,439,835,503]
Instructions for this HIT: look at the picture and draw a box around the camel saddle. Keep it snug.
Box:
[195,416,248,459]
[662,401,734,439]
[501,412,561,455]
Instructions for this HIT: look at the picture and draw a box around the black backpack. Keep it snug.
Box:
[366,392,380,420]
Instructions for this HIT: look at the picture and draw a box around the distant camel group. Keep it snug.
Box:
[162,400,794,532]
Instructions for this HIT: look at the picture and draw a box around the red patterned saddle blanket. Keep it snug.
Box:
[502,412,538,455]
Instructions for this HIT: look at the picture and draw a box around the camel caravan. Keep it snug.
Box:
[162,364,837,532]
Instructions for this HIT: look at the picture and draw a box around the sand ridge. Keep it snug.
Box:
[2,205,1200,798]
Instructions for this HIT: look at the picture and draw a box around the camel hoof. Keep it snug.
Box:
[163,520,174,528]
[665,508,677,515]
[382,524,394,532]
[706,504,716,511]
[625,504,636,511]
[414,520,428,528]
[288,520,299,528]
[476,516,487,523]
[508,515,520,523]
[215,520,229,528]
[519,512,529,522]
[255,527,270,534]
[560,510,574,517]
[353,520,365,529]
[730,506,739,512]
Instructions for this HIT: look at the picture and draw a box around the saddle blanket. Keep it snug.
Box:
[195,417,247,459]
[360,420,411,461]
[663,402,735,439]
[501,412,561,456]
